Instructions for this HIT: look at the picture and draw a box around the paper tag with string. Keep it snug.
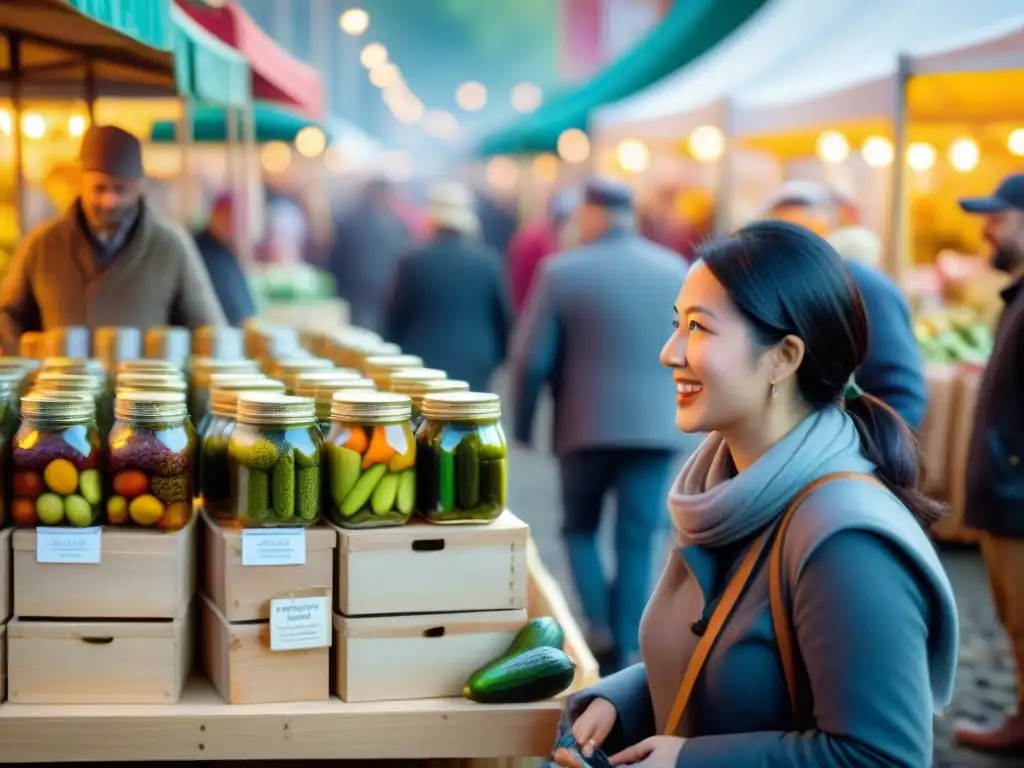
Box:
[268,586,332,652]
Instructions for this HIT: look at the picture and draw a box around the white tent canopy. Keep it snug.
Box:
[731,1,1024,136]
[592,0,860,141]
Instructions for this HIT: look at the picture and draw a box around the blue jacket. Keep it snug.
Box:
[508,228,689,456]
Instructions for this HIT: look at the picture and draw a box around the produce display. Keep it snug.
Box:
[11,393,102,527]
[326,391,416,528]
[227,393,322,526]
[463,617,575,704]
[107,391,194,531]
[33,370,111,436]
[914,307,994,365]
[416,392,507,524]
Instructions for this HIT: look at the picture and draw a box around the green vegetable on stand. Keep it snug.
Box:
[271,449,296,521]
[329,444,362,506]
[463,646,576,704]
[341,463,387,517]
[504,617,566,657]
[297,466,319,521]
[371,472,400,515]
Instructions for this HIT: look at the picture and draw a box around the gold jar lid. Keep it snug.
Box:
[294,376,375,399]
[115,391,188,423]
[191,358,259,385]
[115,373,188,393]
[21,391,96,424]
[386,367,448,387]
[270,358,335,380]
[331,390,411,424]
[41,356,106,377]
[210,380,287,416]
[0,356,38,373]
[364,354,423,373]
[236,393,316,427]
[393,377,470,401]
[367,342,402,356]
[289,368,363,391]
[35,371,103,393]
[118,359,182,376]
[207,372,270,390]
[420,391,501,420]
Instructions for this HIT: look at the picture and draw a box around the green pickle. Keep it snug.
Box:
[416,392,507,524]
[325,391,417,529]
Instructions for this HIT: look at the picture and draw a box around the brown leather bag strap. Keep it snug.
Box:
[664,471,881,736]
[769,471,883,725]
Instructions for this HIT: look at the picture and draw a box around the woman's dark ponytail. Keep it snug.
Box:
[844,392,946,528]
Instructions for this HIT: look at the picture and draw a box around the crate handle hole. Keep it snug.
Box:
[423,626,446,638]
[412,539,445,552]
[81,636,114,645]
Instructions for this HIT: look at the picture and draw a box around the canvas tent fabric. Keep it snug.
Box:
[731,1,1024,144]
[176,0,323,120]
[476,0,769,157]
[149,102,334,145]
[172,4,250,107]
[592,0,861,142]
[0,0,176,98]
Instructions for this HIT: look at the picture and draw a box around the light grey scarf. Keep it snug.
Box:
[668,406,869,546]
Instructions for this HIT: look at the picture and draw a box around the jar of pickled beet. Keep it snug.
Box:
[416,392,507,525]
[362,354,424,388]
[228,393,322,527]
[11,392,102,528]
[381,366,447,393]
[294,375,377,435]
[201,379,286,515]
[326,390,416,529]
[34,371,110,437]
[391,376,470,429]
[107,391,194,531]
[40,357,111,435]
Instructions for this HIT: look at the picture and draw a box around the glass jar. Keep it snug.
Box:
[108,392,194,531]
[42,326,90,358]
[40,357,110,434]
[392,377,470,429]
[269,358,335,388]
[363,354,424,387]
[416,392,507,524]
[284,367,362,395]
[195,374,275,438]
[118,359,183,377]
[380,366,447,393]
[143,326,193,369]
[93,326,143,370]
[294,375,376,434]
[0,380,12,525]
[189,357,261,425]
[325,329,381,367]
[326,391,416,529]
[19,332,44,359]
[191,325,244,360]
[245,326,300,361]
[228,393,322,527]
[201,380,286,514]
[11,392,101,527]
[115,373,188,396]
[34,371,110,437]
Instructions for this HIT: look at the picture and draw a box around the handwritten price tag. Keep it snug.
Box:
[269,595,331,651]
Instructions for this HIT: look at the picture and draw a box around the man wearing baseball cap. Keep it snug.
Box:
[0,124,225,352]
[955,173,1024,755]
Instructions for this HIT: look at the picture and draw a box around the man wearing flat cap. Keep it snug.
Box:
[0,124,226,351]
[508,176,691,673]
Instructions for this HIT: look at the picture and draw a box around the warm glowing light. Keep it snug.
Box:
[22,114,46,140]
[360,42,388,69]
[486,156,519,190]
[456,81,488,112]
[370,63,400,89]
[423,110,458,140]
[948,138,979,172]
[861,136,894,168]
[557,128,590,164]
[688,125,725,162]
[532,153,559,182]
[906,142,937,172]
[295,126,327,159]
[616,139,650,174]
[68,115,87,138]
[816,130,849,164]
[142,146,184,179]
[511,82,542,113]
[260,141,292,174]
[339,8,369,36]
[0,110,11,136]
[1009,129,1024,157]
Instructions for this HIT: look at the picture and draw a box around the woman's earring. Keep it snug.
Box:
[770,382,778,399]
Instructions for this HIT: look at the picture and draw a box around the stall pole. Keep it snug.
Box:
[177,98,196,227]
[9,33,25,237]
[84,59,97,121]
[239,101,259,267]
[886,54,912,286]
[714,100,736,236]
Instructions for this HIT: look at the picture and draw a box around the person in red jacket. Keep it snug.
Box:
[507,188,580,314]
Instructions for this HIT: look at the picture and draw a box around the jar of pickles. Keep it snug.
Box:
[93,326,143,370]
[228,393,322,527]
[108,392,194,531]
[325,391,416,529]
[294,375,376,435]
[19,332,44,359]
[191,325,244,360]
[363,354,424,387]
[269,358,335,386]
[284,367,363,395]
[189,357,261,425]
[416,392,507,524]
[194,373,270,437]
[143,326,193,368]
[201,379,286,514]
[115,372,188,396]
[11,392,102,527]
[391,377,470,428]
[118,359,183,376]
[380,366,447,393]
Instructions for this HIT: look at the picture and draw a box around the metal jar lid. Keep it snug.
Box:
[331,390,411,424]
[236,393,316,427]
[118,359,183,376]
[295,376,375,400]
[0,356,38,373]
[392,377,470,400]
[210,380,287,416]
[115,390,188,423]
[41,356,106,377]
[35,371,103,393]
[288,367,361,385]
[364,354,423,373]
[387,367,448,386]
[420,391,502,421]
[115,373,188,393]
[21,392,96,425]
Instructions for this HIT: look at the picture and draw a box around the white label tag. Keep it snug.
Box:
[269,595,331,651]
[241,528,306,566]
[36,527,102,564]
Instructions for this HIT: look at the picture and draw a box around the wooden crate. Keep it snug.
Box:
[200,592,329,705]
[0,620,6,703]
[202,513,335,622]
[334,511,528,617]
[12,520,196,619]
[333,608,527,703]
[0,526,10,623]
[935,364,984,545]
[920,363,957,498]
[6,612,192,704]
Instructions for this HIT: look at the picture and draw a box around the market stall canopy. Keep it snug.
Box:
[175,0,323,120]
[0,0,176,98]
[731,0,1024,152]
[592,0,860,143]
[172,3,249,107]
[476,0,769,157]
[149,102,334,144]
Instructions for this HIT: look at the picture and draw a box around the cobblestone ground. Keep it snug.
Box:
[493,373,1020,767]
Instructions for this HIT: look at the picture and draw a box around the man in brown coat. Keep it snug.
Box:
[0,125,226,352]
